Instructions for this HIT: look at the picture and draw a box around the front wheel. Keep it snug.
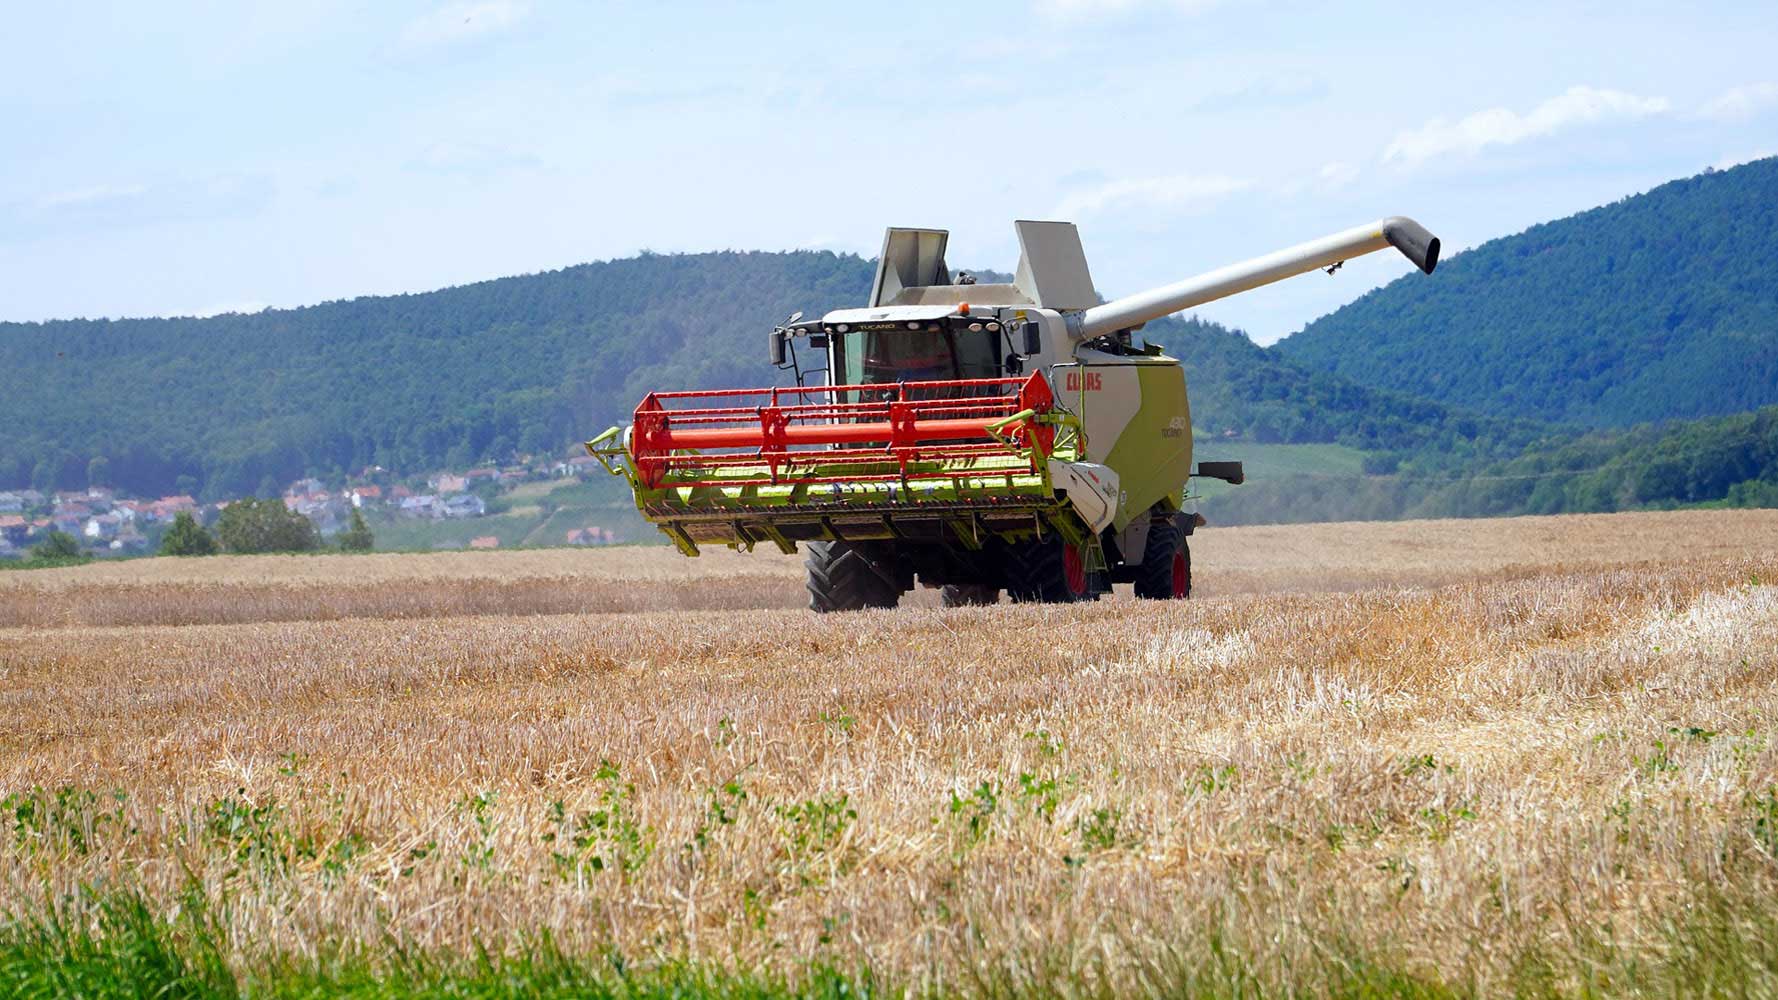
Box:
[1005,537,1092,604]
[806,541,902,613]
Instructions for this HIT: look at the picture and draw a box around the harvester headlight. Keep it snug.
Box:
[835,323,849,333]
[986,321,1001,332]
[907,322,921,330]
[968,322,983,332]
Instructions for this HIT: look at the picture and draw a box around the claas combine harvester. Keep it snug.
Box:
[587,217,1440,611]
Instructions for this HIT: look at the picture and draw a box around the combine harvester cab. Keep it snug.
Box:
[588,218,1440,611]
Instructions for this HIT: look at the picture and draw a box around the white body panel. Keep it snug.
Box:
[823,304,967,327]
[1050,461,1121,534]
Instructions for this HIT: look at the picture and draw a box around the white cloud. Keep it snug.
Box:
[399,1,529,51]
[1699,82,1778,122]
[1317,161,1358,189]
[1055,173,1252,218]
[3,175,274,242]
[36,183,151,210]
[1383,86,1670,167]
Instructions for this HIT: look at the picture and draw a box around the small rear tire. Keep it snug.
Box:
[806,541,902,613]
[1133,517,1191,600]
[941,584,1000,607]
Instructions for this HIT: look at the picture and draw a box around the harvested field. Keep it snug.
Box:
[3,509,1778,995]
[4,507,1774,627]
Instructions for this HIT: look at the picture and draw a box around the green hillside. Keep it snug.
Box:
[1277,156,1778,427]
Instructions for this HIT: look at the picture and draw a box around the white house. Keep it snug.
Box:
[83,513,121,541]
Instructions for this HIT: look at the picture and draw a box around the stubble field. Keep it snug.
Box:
[3,508,1778,997]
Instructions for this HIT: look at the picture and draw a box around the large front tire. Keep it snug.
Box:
[805,541,902,613]
[1005,537,1091,604]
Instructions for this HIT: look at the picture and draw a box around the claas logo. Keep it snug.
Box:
[1063,371,1103,392]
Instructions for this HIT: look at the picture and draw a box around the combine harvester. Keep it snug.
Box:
[587,218,1440,611]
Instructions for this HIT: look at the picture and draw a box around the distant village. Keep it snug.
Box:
[0,453,618,560]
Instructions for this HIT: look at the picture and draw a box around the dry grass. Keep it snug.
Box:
[2,509,1777,993]
[0,546,808,627]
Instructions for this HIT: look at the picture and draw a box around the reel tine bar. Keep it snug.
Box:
[631,373,1056,489]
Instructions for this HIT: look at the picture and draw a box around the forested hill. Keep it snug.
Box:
[1276,156,1778,427]
[0,249,1536,500]
[0,251,871,498]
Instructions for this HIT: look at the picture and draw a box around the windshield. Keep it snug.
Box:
[835,325,1003,397]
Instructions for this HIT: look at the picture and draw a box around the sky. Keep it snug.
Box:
[2,1,1776,343]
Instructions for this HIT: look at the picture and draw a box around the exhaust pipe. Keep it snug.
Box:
[1071,216,1440,341]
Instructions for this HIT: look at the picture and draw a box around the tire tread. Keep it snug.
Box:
[806,541,901,613]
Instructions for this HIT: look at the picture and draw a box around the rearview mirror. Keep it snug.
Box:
[769,330,788,367]
[1023,324,1041,355]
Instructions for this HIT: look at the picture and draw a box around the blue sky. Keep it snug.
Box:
[2,1,1775,342]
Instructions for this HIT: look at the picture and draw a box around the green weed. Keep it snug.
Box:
[818,708,855,736]
[542,762,653,881]
[4,786,130,857]
[1189,763,1238,795]
[946,780,999,848]
[1024,728,1064,759]
[1400,754,1455,777]
[1417,803,1477,843]
[205,789,291,875]
[777,794,854,858]
[1015,771,1061,823]
[1075,806,1124,852]
[1640,739,1680,776]
[459,790,498,874]
[1752,788,1778,856]
[687,779,749,856]
[775,793,855,885]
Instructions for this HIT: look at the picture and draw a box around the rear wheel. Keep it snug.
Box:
[806,540,902,613]
[1133,517,1191,600]
[1006,537,1091,604]
[940,583,1000,607]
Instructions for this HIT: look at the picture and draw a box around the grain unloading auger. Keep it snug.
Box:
[587,217,1440,611]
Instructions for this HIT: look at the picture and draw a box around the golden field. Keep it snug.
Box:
[3,508,1778,994]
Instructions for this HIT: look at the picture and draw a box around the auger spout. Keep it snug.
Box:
[1070,216,1440,341]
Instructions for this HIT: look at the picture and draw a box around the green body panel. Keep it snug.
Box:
[1064,355,1192,531]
